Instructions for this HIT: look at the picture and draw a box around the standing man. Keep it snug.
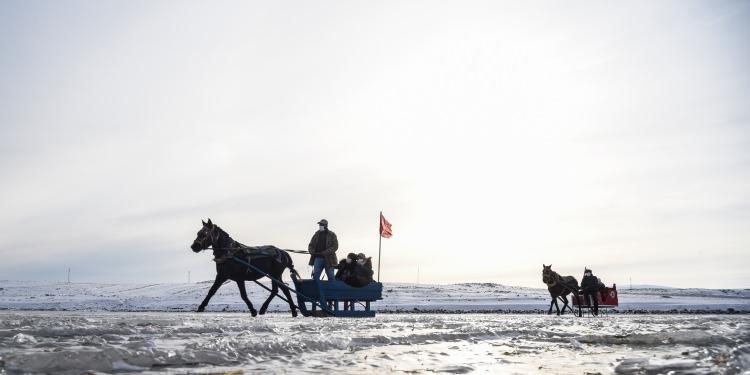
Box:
[581,268,600,316]
[308,219,338,281]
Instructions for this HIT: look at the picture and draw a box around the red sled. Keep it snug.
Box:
[572,284,619,312]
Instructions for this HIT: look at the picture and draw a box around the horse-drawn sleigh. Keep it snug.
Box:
[190,219,383,317]
[542,264,619,317]
[572,283,619,316]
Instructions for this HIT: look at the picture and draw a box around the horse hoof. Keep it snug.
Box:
[250,309,258,317]
[196,308,205,313]
[291,310,298,317]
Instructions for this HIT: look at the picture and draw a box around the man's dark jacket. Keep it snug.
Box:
[307,230,338,267]
[581,274,600,293]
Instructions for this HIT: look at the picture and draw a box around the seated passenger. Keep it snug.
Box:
[333,252,374,287]
[349,253,374,287]
[335,253,357,281]
[356,252,373,270]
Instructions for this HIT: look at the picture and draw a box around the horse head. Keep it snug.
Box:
[191,218,216,253]
[191,218,234,258]
[542,264,557,286]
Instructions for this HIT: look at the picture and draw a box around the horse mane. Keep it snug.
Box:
[211,225,247,249]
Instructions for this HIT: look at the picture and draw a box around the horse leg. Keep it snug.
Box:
[560,295,569,315]
[197,275,226,312]
[236,280,257,317]
[259,281,279,315]
[548,298,555,315]
[279,281,298,317]
[554,297,561,316]
[577,293,582,317]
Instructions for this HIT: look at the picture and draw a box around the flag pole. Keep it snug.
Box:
[377,211,382,282]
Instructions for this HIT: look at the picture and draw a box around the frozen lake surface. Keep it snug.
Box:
[1,312,748,374]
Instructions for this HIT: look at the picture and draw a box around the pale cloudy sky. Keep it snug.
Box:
[1,1,748,288]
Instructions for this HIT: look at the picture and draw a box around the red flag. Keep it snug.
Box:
[380,212,392,238]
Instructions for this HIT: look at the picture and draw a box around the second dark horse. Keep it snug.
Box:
[190,219,298,317]
[542,264,580,316]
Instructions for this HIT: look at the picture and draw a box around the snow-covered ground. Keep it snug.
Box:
[1,281,749,374]
[1,312,748,374]
[0,280,748,313]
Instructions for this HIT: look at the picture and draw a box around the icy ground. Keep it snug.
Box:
[1,312,748,374]
[0,281,748,312]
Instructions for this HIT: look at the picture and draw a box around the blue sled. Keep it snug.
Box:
[290,273,383,317]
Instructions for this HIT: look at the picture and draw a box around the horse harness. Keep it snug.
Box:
[544,270,577,293]
[212,245,242,264]
[199,224,305,268]
[212,244,289,270]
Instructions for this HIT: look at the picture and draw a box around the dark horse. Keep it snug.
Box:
[542,264,580,316]
[190,219,298,317]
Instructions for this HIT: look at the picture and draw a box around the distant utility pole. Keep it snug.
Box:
[417,265,420,284]
[630,276,632,290]
[67,268,71,283]
[188,270,191,284]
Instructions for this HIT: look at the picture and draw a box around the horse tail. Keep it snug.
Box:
[288,265,300,279]
[280,250,300,278]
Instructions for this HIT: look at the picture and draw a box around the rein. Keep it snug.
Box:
[196,225,309,255]
[200,246,310,264]
[201,246,309,261]
[208,247,310,255]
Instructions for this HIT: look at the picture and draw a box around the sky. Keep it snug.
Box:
[1,1,748,288]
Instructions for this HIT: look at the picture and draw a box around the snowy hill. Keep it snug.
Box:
[0,280,747,313]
